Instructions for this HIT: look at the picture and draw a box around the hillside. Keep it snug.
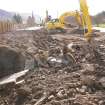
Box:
[0,9,41,24]
[0,9,14,20]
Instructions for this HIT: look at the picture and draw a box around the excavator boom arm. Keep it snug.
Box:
[79,0,92,42]
[59,11,82,26]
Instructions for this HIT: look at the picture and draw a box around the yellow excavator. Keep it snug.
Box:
[45,0,92,42]
[45,11,82,32]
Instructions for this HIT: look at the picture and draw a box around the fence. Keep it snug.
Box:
[0,21,14,33]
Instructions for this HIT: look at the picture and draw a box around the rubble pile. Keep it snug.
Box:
[0,29,105,105]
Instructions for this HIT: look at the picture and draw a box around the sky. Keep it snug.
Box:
[0,0,105,18]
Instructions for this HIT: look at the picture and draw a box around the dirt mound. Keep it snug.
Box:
[0,41,105,105]
[0,28,105,105]
[0,29,61,71]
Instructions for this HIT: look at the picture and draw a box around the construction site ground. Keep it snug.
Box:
[0,28,105,105]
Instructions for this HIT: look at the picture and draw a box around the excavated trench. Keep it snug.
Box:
[0,29,104,79]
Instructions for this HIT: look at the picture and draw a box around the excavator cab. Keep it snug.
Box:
[45,18,65,34]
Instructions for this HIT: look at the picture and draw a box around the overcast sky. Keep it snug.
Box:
[0,0,105,18]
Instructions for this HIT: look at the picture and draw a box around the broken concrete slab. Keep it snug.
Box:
[0,69,29,85]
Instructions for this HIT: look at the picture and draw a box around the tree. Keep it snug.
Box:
[93,11,105,26]
[13,14,22,24]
